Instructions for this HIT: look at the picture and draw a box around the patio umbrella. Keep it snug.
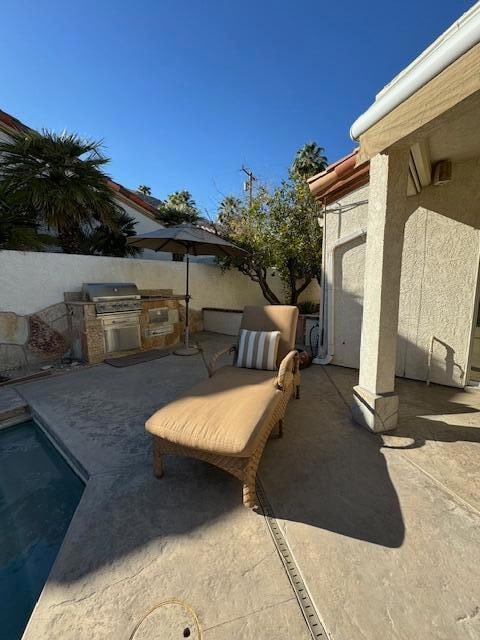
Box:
[127,223,248,355]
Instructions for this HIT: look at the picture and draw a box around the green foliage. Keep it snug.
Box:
[218,195,242,221]
[289,142,327,181]
[0,187,56,250]
[218,188,280,303]
[78,210,142,258]
[218,178,323,305]
[0,130,123,253]
[138,185,151,195]
[0,180,57,250]
[155,190,200,226]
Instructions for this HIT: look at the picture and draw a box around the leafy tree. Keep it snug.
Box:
[155,190,200,226]
[138,185,151,195]
[266,180,323,304]
[219,180,323,305]
[78,210,142,257]
[289,142,327,181]
[0,130,123,253]
[218,189,280,303]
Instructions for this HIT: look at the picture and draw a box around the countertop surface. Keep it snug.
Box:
[66,295,186,306]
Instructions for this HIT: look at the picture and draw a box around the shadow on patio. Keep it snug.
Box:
[17,335,480,578]
[259,364,406,548]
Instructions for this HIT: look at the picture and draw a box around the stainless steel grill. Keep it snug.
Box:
[82,283,142,315]
[82,283,142,353]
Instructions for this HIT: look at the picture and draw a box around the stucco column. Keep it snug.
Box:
[352,150,409,432]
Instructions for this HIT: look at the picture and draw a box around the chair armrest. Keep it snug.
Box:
[208,344,237,377]
[277,350,299,390]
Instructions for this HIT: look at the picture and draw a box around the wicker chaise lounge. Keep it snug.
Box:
[145,305,300,507]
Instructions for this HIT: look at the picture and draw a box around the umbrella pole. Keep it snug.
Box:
[174,249,199,356]
[185,251,191,348]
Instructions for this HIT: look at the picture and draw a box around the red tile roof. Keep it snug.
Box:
[107,179,159,215]
[0,108,158,219]
[0,109,33,134]
[307,149,370,204]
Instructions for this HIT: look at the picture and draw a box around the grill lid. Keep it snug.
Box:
[82,283,140,301]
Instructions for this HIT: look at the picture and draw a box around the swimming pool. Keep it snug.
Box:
[0,420,84,640]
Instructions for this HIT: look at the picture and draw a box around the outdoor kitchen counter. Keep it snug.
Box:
[66,296,188,364]
[139,294,187,301]
[139,298,185,352]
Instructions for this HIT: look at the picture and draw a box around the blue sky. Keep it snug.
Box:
[1,0,472,218]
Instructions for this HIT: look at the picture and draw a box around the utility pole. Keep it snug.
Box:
[241,165,257,207]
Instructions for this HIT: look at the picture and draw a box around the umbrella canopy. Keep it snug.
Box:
[127,223,247,257]
[126,224,248,356]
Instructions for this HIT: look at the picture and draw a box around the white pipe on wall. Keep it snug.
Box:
[350,5,480,140]
[315,212,328,360]
[313,228,367,365]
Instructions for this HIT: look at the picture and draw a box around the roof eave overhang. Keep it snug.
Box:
[350,3,480,145]
[356,43,480,163]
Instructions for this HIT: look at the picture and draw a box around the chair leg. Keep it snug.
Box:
[153,438,164,478]
[243,481,257,508]
[278,419,283,438]
[296,385,300,400]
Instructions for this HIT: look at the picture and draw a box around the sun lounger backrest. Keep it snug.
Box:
[240,306,298,368]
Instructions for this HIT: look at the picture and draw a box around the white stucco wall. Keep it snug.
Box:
[322,157,480,387]
[118,200,160,237]
[398,157,480,387]
[0,250,295,317]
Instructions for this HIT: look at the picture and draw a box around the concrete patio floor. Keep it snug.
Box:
[11,332,480,639]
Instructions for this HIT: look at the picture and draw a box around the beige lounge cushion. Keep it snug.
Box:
[146,365,281,457]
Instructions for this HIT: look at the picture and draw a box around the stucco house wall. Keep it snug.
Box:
[323,185,369,368]
[323,156,480,387]
[114,198,167,260]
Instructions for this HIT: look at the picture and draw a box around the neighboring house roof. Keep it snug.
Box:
[134,191,163,209]
[134,190,221,233]
[307,149,370,204]
[0,109,32,135]
[0,108,159,220]
[108,181,159,217]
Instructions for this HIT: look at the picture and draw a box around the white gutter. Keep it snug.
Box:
[313,228,367,365]
[350,3,480,140]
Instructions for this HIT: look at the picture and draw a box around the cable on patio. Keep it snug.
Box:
[128,599,202,639]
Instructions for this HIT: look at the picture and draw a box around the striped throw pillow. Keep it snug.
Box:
[236,330,280,371]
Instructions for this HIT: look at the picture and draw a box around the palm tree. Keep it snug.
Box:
[138,185,151,195]
[0,130,123,253]
[165,190,199,218]
[156,190,200,226]
[218,195,242,223]
[79,210,141,257]
[0,187,55,250]
[290,142,328,181]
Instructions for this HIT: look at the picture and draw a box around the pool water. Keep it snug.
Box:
[0,421,84,640]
